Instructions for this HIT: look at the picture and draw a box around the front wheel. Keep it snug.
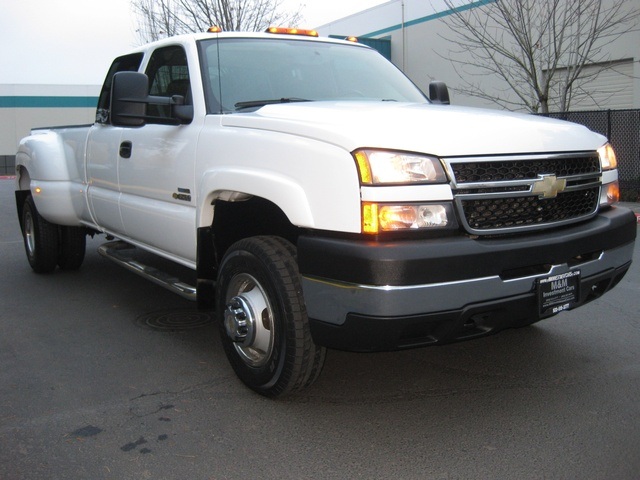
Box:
[216,236,326,397]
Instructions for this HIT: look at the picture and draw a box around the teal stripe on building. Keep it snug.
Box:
[363,0,496,37]
[0,96,98,108]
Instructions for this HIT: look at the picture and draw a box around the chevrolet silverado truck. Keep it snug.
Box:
[14,28,637,397]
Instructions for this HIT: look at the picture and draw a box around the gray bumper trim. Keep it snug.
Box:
[301,241,635,326]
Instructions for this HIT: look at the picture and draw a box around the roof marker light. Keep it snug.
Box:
[207,26,222,33]
[345,36,358,42]
[266,27,319,37]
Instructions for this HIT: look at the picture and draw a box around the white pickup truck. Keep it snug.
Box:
[15,28,637,397]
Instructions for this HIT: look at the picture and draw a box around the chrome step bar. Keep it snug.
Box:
[98,241,197,301]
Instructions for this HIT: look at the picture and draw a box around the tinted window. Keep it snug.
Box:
[96,53,144,124]
[145,46,192,118]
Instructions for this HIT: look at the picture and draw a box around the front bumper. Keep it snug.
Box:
[298,207,636,352]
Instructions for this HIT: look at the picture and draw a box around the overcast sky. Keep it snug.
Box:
[0,0,387,86]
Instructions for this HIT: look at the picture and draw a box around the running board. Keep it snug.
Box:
[98,241,197,301]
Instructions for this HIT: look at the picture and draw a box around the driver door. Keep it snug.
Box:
[117,45,199,265]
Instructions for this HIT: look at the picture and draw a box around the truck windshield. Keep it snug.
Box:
[198,37,428,113]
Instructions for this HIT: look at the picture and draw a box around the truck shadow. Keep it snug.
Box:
[79,236,600,406]
[297,324,587,405]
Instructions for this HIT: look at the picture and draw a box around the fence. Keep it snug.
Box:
[545,109,640,201]
[0,155,14,176]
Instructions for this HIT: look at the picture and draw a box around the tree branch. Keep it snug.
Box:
[440,0,640,112]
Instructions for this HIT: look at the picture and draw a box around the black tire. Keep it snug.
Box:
[216,236,326,397]
[58,226,86,270]
[21,195,59,273]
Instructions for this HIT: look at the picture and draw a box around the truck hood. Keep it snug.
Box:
[221,101,606,156]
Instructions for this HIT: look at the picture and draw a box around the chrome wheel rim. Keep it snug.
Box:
[224,273,274,367]
[24,210,36,258]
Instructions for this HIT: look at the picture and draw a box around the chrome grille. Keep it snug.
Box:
[446,152,602,235]
[451,155,600,183]
[462,187,599,230]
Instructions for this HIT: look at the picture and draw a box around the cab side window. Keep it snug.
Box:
[145,46,192,118]
[96,53,144,124]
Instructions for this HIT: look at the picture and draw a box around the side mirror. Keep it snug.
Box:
[111,71,194,126]
[173,101,194,124]
[111,71,148,127]
[429,81,450,105]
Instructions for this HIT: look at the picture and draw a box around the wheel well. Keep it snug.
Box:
[212,196,302,261]
[195,196,302,310]
[14,167,31,230]
[17,166,31,191]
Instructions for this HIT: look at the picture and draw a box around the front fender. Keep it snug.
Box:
[198,168,315,229]
[195,126,362,233]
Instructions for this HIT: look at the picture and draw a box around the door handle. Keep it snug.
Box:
[119,141,132,159]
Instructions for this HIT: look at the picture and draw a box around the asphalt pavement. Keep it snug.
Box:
[1,178,639,480]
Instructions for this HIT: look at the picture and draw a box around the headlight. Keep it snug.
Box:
[354,149,447,185]
[597,143,617,170]
[597,143,620,207]
[363,202,456,234]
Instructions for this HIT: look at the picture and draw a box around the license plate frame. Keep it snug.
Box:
[537,270,581,317]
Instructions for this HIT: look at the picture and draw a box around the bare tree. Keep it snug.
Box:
[132,0,303,44]
[440,0,640,113]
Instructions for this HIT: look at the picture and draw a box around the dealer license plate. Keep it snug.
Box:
[537,270,580,317]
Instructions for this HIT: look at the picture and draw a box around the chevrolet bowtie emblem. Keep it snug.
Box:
[532,174,566,199]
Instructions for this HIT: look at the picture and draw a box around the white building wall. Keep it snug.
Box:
[317,0,640,112]
[0,84,99,173]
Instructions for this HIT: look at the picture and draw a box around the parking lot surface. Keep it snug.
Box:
[1,178,639,479]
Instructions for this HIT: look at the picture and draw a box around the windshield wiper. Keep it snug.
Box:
[235,98,311,110]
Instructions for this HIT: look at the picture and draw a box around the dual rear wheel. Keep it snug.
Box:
[21,194,86,273]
